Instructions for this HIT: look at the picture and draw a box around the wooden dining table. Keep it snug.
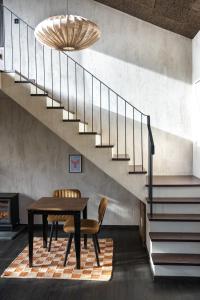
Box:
[27,197,88,269]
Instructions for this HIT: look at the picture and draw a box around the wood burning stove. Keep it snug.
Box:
[0,193,19,230]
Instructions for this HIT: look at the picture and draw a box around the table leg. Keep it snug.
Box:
[42,214,48,248]
[83,206,87,249]
[28,211,34,268]
[74,212,81,269]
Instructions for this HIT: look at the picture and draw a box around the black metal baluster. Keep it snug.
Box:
[117,95,119,158]
[100,82,102,145]
[75,62,78,119]
[147,115,154,217]
[42,46,45,94]
[51,49,53,107]
[83,69,86,131]
[92,76,94,132]
[34,38,38,93]
[149,135,153,217]
[67,56,70,118]
[125,101,127,158]
[59,51,61,104]
[141,114,144,171]
[11,12,14,71]
[108,89,111,146]
[26,25,29,79]
[19,19,22,80]
[133,108,135,172]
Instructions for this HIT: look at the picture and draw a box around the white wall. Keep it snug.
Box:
[192,32,200,178]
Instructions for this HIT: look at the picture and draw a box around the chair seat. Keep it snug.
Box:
[48,215,73,223]
[63,219,100,234]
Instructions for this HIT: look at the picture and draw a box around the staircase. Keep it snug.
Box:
[1,4,200,278]
[147,176,200,278]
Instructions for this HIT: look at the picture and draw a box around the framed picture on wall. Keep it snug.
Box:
[69,154,82,173]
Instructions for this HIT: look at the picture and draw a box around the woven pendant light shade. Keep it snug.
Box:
[34,15,101,51]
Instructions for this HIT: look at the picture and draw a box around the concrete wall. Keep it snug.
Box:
[3,0,193,141]
[0,91,139,225]
[192,32,200,178]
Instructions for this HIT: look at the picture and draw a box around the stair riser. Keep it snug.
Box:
[147,203,200,214]
[151,187,200,198]
[152,264,200,277]
[150,241,200,254]
[149,221,200,232]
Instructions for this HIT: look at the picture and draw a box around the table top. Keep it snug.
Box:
[28,197,88,212]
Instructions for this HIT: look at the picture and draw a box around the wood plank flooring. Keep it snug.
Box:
[1,228,200,300]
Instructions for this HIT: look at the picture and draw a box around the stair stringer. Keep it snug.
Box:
[0,72,146,202]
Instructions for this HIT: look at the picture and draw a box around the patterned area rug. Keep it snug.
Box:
[1,238,113,281]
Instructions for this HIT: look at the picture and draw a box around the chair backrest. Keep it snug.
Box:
[98,197,108,226]
[53,189,81,198]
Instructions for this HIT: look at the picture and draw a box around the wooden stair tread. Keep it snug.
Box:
[129,165,147,174]
[150,232,200,242]
[63,119,88,125]
[47,106,64,109]
[152,253,200,266]
[31,93,48,97]
[148,213,200,221]
[146,176,200,187]
[147,197,200,204]
[96,145,114,148]
[79,132,98,135]
[112,154,130,161]
[15,80,32,83]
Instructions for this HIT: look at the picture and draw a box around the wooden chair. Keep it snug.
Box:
[48,189,81,252]
[63,197,108,267]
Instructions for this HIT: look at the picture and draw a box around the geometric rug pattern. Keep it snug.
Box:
[1,238,113,281]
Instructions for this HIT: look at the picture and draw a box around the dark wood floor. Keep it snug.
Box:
[0,227,200,300]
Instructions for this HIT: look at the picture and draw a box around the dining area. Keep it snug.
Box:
[2,189,112,281]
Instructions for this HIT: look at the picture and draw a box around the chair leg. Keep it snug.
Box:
[55,221,58,240]
[95,234,101,253]
[92,235,100,267]
[64,233,73,267]
[48,222,55,252]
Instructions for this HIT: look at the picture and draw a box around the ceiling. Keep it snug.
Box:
[95,0,200,38]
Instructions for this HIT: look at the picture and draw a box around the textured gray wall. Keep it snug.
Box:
[0,92,139,225]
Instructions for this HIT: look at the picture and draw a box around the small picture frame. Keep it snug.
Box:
[69,154,82,173]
